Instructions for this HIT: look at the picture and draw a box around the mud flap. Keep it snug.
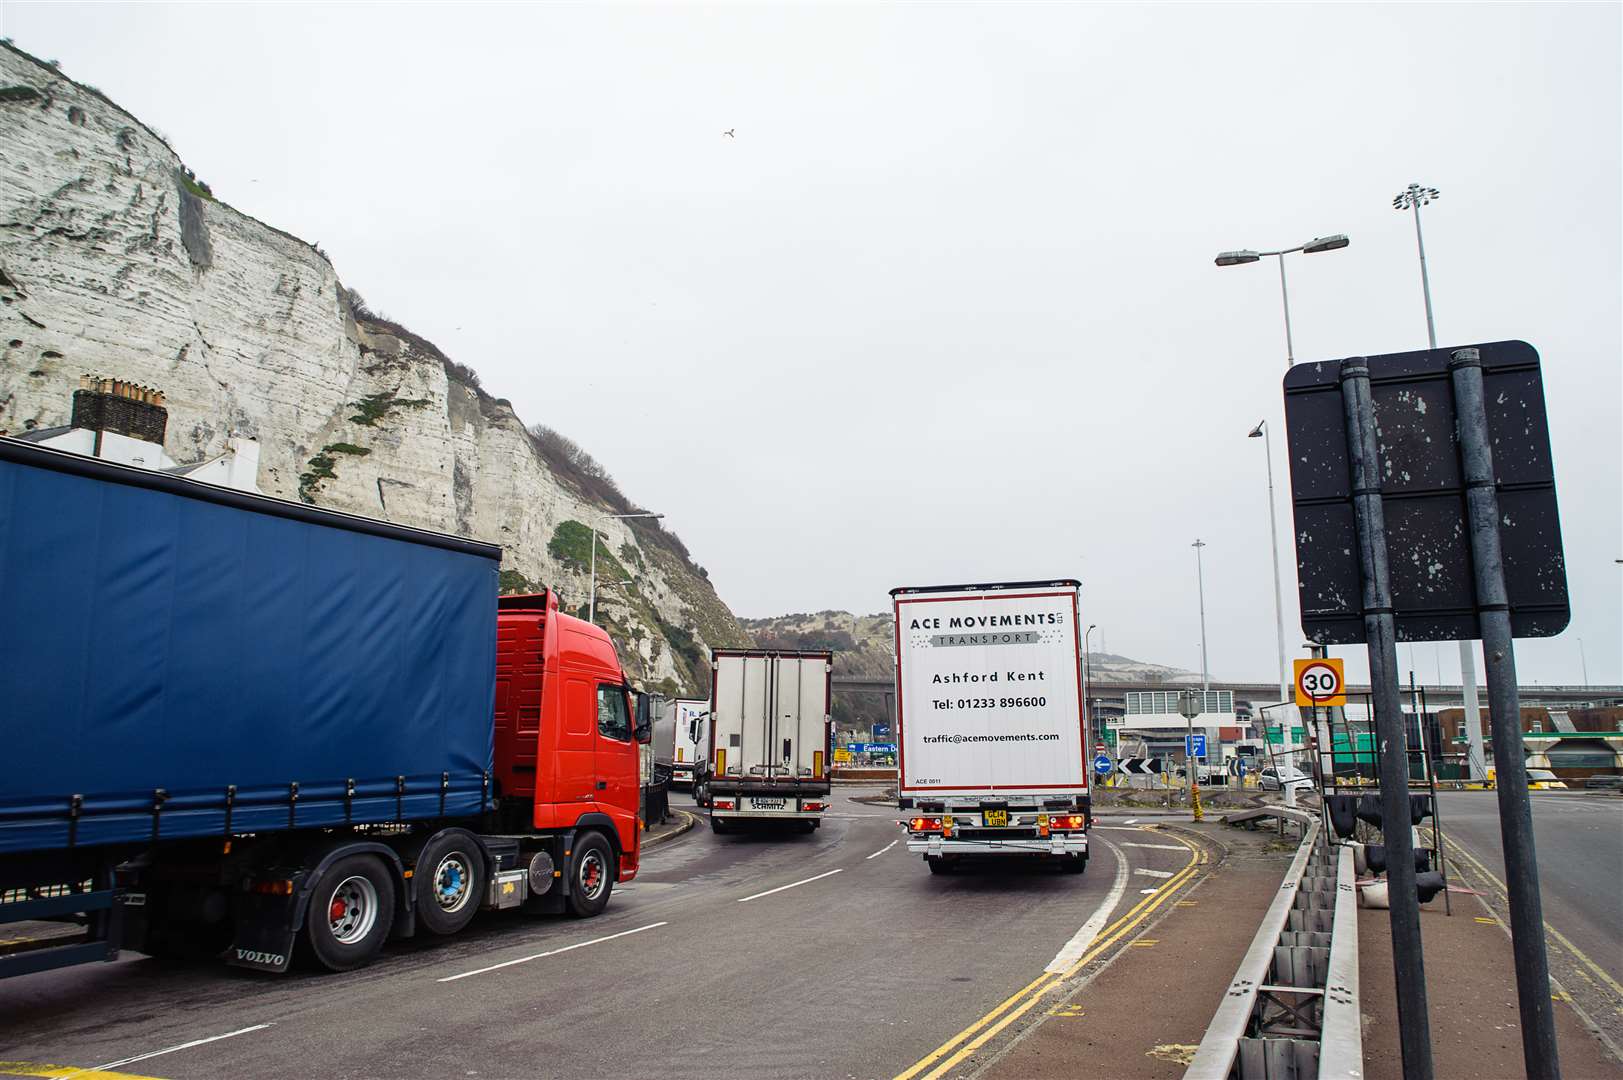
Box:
[225,893,298,973]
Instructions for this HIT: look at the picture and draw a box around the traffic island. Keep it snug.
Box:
[642,808,697,852]
[980,825,1299,1079]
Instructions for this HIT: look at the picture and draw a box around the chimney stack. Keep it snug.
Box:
[72,375,169,446]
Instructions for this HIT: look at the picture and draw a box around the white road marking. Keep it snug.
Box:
[866,839,900,860]
[1123,818,1138,824]
[1045,835,1130,973]
[1141,888,1160,894]
[1091,825,1150,831]
[737,868,844,902]
[1121,842,1186,851]
[68,1024,274,1077]
[438,922,667,982]
[1134,868,1174,879]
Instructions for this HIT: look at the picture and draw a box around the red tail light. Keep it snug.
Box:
[1053,815,1087,831]
[909,816,943,832]
[713,798,735,810]
[802,801,826,812]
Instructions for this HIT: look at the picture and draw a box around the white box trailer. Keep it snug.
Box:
[700,650,833,834]
[892,580,1090,873]
[668,698,709,787]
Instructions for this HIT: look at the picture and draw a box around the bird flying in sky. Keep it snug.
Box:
[723,128,735,138]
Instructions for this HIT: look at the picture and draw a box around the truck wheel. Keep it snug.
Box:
[415,831,486,936]
[566,831,614,918]
[301,854,396,972]
[797,819,818,834]
[1061,855,1088,874]
[710,816,731,835]
[926,856,952,875]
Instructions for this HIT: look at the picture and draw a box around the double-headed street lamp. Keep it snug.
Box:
[1214,234,1350,365]
[1217,232,1349,809]
[588,510,664,624]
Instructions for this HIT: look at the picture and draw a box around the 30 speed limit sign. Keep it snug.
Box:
[1294,657,1346,707]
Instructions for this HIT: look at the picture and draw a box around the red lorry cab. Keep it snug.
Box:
[494,592,640,883]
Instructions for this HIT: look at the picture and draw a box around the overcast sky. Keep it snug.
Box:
[6,2,1619,687]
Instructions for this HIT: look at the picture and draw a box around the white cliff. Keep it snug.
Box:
[0,43,748,694]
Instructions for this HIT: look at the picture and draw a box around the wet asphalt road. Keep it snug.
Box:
[0,793,1194,1079]
[1435,790,1622,987]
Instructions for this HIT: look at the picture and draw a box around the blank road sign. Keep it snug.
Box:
[1282,340,1569,645]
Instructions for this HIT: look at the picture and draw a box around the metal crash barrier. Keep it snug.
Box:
[1185,815,1363,1079]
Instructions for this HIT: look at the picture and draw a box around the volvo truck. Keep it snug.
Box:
[697,651,833,833]
[0,437,647,979]
[892,580,1090,874]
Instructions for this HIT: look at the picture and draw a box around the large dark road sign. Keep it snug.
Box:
[1283,340,1568,645]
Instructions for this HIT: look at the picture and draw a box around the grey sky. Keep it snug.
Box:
[5,2,1619,687]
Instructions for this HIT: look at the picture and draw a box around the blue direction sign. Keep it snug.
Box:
[848,742,898,755]
[1185,733,1207,759]
[872,723,891,738]
[1093,754,1114,775]
[1235,758,1248,779]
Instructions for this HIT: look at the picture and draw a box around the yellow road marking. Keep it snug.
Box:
[1443,833,1623,1001]
[0,1065,165,1080]
[1129,939,1159,947]
[896,829,1207,1080]
[1474,916,1498,925]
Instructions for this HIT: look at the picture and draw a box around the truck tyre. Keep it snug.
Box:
[415,830,486,936]
[566,831,614,918]
[925,856,952,875]
[301,854,397,972]
[797,819,818,834]
[1061,855,1088,874]
[710,816,731,835]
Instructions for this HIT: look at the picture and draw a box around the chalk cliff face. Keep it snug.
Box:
[0,44,749,694]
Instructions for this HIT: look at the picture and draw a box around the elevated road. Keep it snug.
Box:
[834,675,1623,715]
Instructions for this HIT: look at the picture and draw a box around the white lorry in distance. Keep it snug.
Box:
[697,650,833,834]
[668,698,709,788]
[892,580,1090,874]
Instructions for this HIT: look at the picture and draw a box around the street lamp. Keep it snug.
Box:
[588,510,664,624]
[1191,540,1210,691]
[1249,420,1295,807]
[1213,234,1350,365]
[1393,181,1485,783]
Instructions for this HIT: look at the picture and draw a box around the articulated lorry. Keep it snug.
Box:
[892,581,1090,873]
[666,698,710,788]
[696,651,833,833]
[0,438,648,979]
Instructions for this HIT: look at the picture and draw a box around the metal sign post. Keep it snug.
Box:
[1448,348,1559,1079]
[1340,357,1434,1080]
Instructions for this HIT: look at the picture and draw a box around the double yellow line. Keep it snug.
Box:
[895,830,1209,1080]
[1440,831,1623,1006]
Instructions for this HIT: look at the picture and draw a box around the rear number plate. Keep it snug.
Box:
[985,810,1008,827]
[751,798,787,810]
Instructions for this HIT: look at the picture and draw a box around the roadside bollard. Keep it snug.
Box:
[1191,781,1203,822]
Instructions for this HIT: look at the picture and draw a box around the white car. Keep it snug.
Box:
[1260,765,1314,791]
